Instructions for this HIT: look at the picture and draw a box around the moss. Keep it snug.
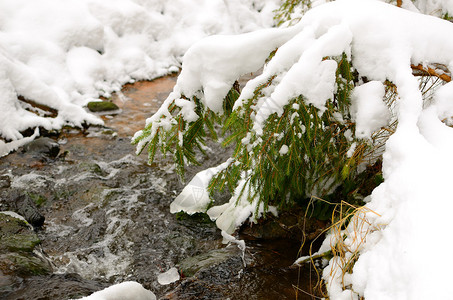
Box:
[0,214,50,277]
[0,253,51,276]
[87,101,119,112]
[1,235,41,253]
[0,214,41,253]
[79,162,107,177]
[27,192,47,208]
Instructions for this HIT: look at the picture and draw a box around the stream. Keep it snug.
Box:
[0,76,322,300]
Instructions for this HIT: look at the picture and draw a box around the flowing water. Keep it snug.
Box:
[0,76,322,299]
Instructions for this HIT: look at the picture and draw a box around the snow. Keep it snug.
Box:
[0,211,30,226]
[77,281,156,300]
[351,81,390,139]
[279,144,289,155]
[170,159,232,215]
[0,0,279,156]
[0,127,39,158]
[5,0,453,299]
[157,267,180,285]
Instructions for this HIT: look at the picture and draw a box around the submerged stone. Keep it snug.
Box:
[178,247,241,278]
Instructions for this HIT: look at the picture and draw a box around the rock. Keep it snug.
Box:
[79,162,108,177]
[87,101,119,112]
[0,175,11,189]
[165,246,244,300]
[0,213,52,280]
[0,213,40,253]
[22,137,60,159]
[178,247,242,278]
[2,273,109,300]
[0,253,51,277]
[1,191,45,227]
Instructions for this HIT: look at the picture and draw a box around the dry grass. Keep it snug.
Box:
[293,197,382,299]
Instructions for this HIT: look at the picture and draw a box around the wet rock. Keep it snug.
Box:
[78,162,108,177]
[0,213,40,253]
[2,273,108,300]
[0,253,51,277]
[165,246,244,300]
[0,213,51,282]
[0,191,45,227]
[87,101,119,112]
[0,175,11,189]
[178,246,242,278]
[22,137,60,159]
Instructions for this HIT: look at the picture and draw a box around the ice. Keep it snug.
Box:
[157,267,180,285]
[170,159,232,215]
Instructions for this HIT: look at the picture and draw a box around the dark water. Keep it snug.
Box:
[0,76,322,299]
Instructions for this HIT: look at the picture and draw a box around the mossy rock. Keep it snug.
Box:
[0,213,51,277]
[0,253,51,276]
[0,213,40,253]
[27,192,47,208]
[87,101,119,112]
[79,162,108,177]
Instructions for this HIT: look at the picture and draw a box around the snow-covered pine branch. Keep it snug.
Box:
[135,0,453,298]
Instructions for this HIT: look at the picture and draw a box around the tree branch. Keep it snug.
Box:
[411,63,451,82]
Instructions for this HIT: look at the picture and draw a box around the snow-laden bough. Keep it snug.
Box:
[135,0,453,298]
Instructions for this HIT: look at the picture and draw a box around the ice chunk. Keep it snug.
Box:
[157,267,180,285]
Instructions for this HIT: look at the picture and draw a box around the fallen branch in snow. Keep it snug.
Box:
[18,96,58,118]
[411,63,451,82]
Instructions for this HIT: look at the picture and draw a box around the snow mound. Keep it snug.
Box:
[78,281,155,300]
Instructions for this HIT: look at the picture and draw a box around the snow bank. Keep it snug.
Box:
[0,0,279,152]
[78,281,155,300]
